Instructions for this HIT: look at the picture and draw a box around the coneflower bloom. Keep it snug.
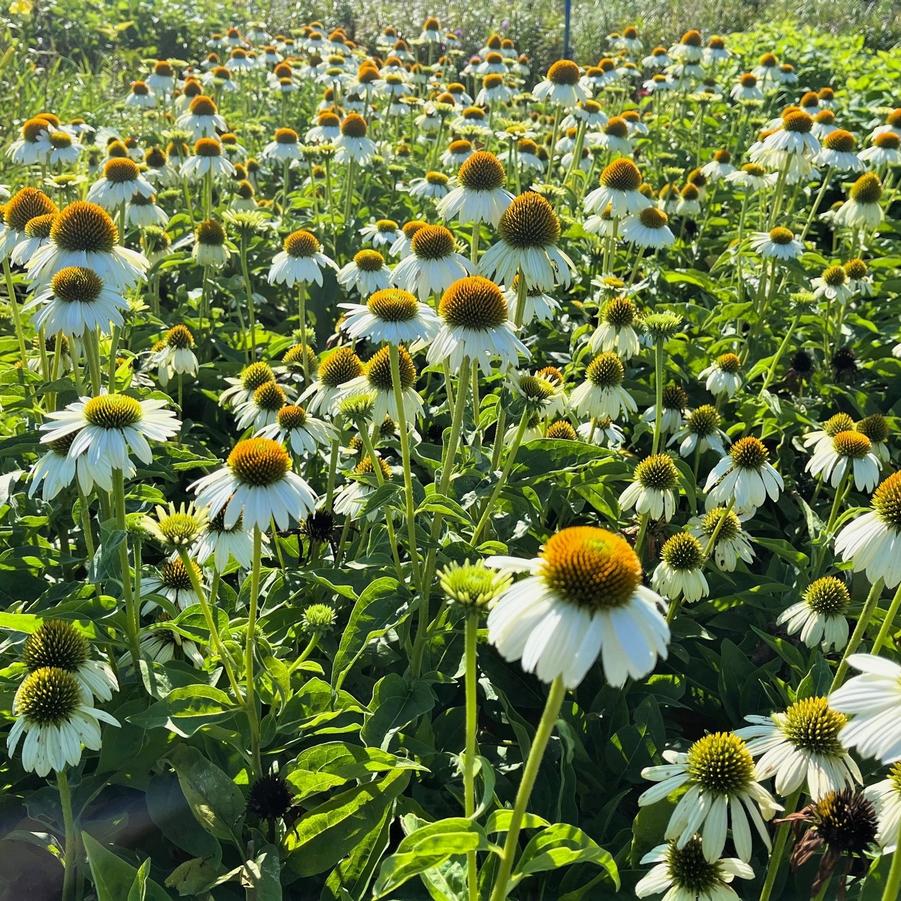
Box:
[0,187,58,260]
[408,170,452,200]
[834,172,884,229]
[806,429,881,492]
[639,732,780,862]
[176,95,227,138]
[23,265,128,337]
[7,117,54,165]
[40,391,180,484]
[652,533,709,603]
[268,229,337,286]
[127,193,168,228]
[584,158,651,218]
[337,249,391,296]
[834,471,901,587]
[504,275,559,325]
[192,218,230,268]
[234,380,289,430]
[705,437,783,514]
[305,110,342,144]
[856,413,889,461]
[436,151,513,226]
[864,763,901,849]
[337,344,423,425]
[46,129,81,166]
[750,226,804,260]
[340,287,440,345]
[181,137,236,180]
[27,201,149,289]
[816,128,864,172]
[689,507,754,571]
[125,80,156,108]
[191,437,317,531]
[859,132,901,168]
[622,206,675,248]
[590,296,641,358]
[619,454,681,521]
[86,158,155,210]
[643,384,688,437]
[256,404,335,456]
[479,192,576,291]
[359,219,402,249]
[737,697,861,800]
[636,838,753,900]
[335,113,377,165]
[390,224,472,300]
[192,508,258,571]
[830,654,901,764]
[426,276,528,375]
[699,352,742,397]
[152,325,198,387]
[701,149,736,182]
[812,264,853,304]
[440,138,474,169]
[570,351,636,421]
[334,453,395,521]
[777,576,850,651]
[300,347,365,414]
[532,59,588,107]
[486,526,669,687]
[731,73,764,102]
[147,60,176,94]
[141,556,203,612]
[801,411,856,455]
[7,666,119,777]
[670,404,729,458]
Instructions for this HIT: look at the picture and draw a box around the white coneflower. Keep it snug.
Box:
[577,417,625,448]
[234,380,289,431]
[334,449,396,522]
[337,344,423,426]
[192,507,258,570]
[834,471,901,588]
[126,192,168,228]
[147,60,176,94]
[593,116,633,155]
[636,837,754,900]
[778,576,850,651]
[699,352,742,398]
[87,157,155,210]
[268,229,337,286]
[584,158,651,218]
[314,228,382,287]
[652,533,709,603]
[260,126,301,163]
[125,79,155,108]
[487,526,669,687]
[176,95,227,138]
[504,275,559,325]
[192,218,230,268]
[7,117,54,165]
[437,151,513,226]
[834,172,884,229]
[750,226,804,260]
[859,131,901,168]
[670,405,728,458]
[701,149,736,182]
[705,437,783,515]
[842,257,873,297]
[856,413,890,462]
[23,265,128,337]
[426,276,529,375]
[219,361,275,410]
[335,113,377,165]
[619,454,681,521]
[816,128,864,172]
[532,59,588,107]
[181,137,236,181]
[46,129,81,166]
[570,351,636,421]
[151,324,198,387]
[811,263,853,304]
[644,384,688,437]
[40,392,179,486]
[340,287,440,345]
[589,296,641,358]
[256,403,335,456]
[441,138,474,169]
[725,162,769,191]
[27,200,149,289]
[305,110,341,144]
[22,620,117,703]
[802,412,856,456]
[359,218,402,249]
[7,666,119,777]
[865,763,901,849]
[141,556,203,612]
[204,64,238,92]
[737,697,860,800]
[479,192,576,291]
[191,437,317,532]
[806,429,881,492]
[622,206,676,248]
[390,224,472,300]
[830,654,901,764]
[300,347,365,415]
[409,170,452,200]
[639,732,780,863]
[476,73,514,106]
[731,72,763,102]
[690,508,754,572]
[1,187,58,261]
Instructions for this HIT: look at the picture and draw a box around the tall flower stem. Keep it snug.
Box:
[651,339,665,454]
[2,258,29,369]
[760,315,799,392]
[389,344,421,587]
[812,470,851,575]
[488,676,566,901]
[343,157,357,227]
[111,468,141,668]
[473,411,529,545]
[463,610,480,901]
[58,769,77,901]
[702,498,736,561]
[245,527,263,778]
[297,283,310,383]
[830,578,884,691]
[324,436,340,509]
[757,788,801,901]
[881,828,901,901]
[871,583,901,656]
[239,235,257,357]
[177,549,243,700]
[799,167,833,243]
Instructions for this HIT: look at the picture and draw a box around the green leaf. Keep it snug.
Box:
[372,817,488,898]
[361,673,436,747]
[332,577,406,690]
[169,745,245,842]
[128,685,236,737]
[513,823,619,889]
[485,809,549,834]
[285,769,410,878]
[245,845,282,900]
[321,801,394,901]
[82,832,172,901]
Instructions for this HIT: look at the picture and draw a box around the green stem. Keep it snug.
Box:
[871,583,901,656]
[488,677,566,901]
[245,528,263,778]
[464,611,480,901]
[3,259,30,370]
[830,578,883,691]
[112,469,141,668]
[58,770,77,901]
[651,340,665,454]
[881,828,901,901]
[702,498,736,561]
[757,788,801,901]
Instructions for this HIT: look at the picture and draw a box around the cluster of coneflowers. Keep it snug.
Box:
[0,14,899,901]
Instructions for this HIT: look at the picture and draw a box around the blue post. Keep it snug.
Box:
[563,0,572,59]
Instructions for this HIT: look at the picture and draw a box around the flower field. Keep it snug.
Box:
[0,9,900,901]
